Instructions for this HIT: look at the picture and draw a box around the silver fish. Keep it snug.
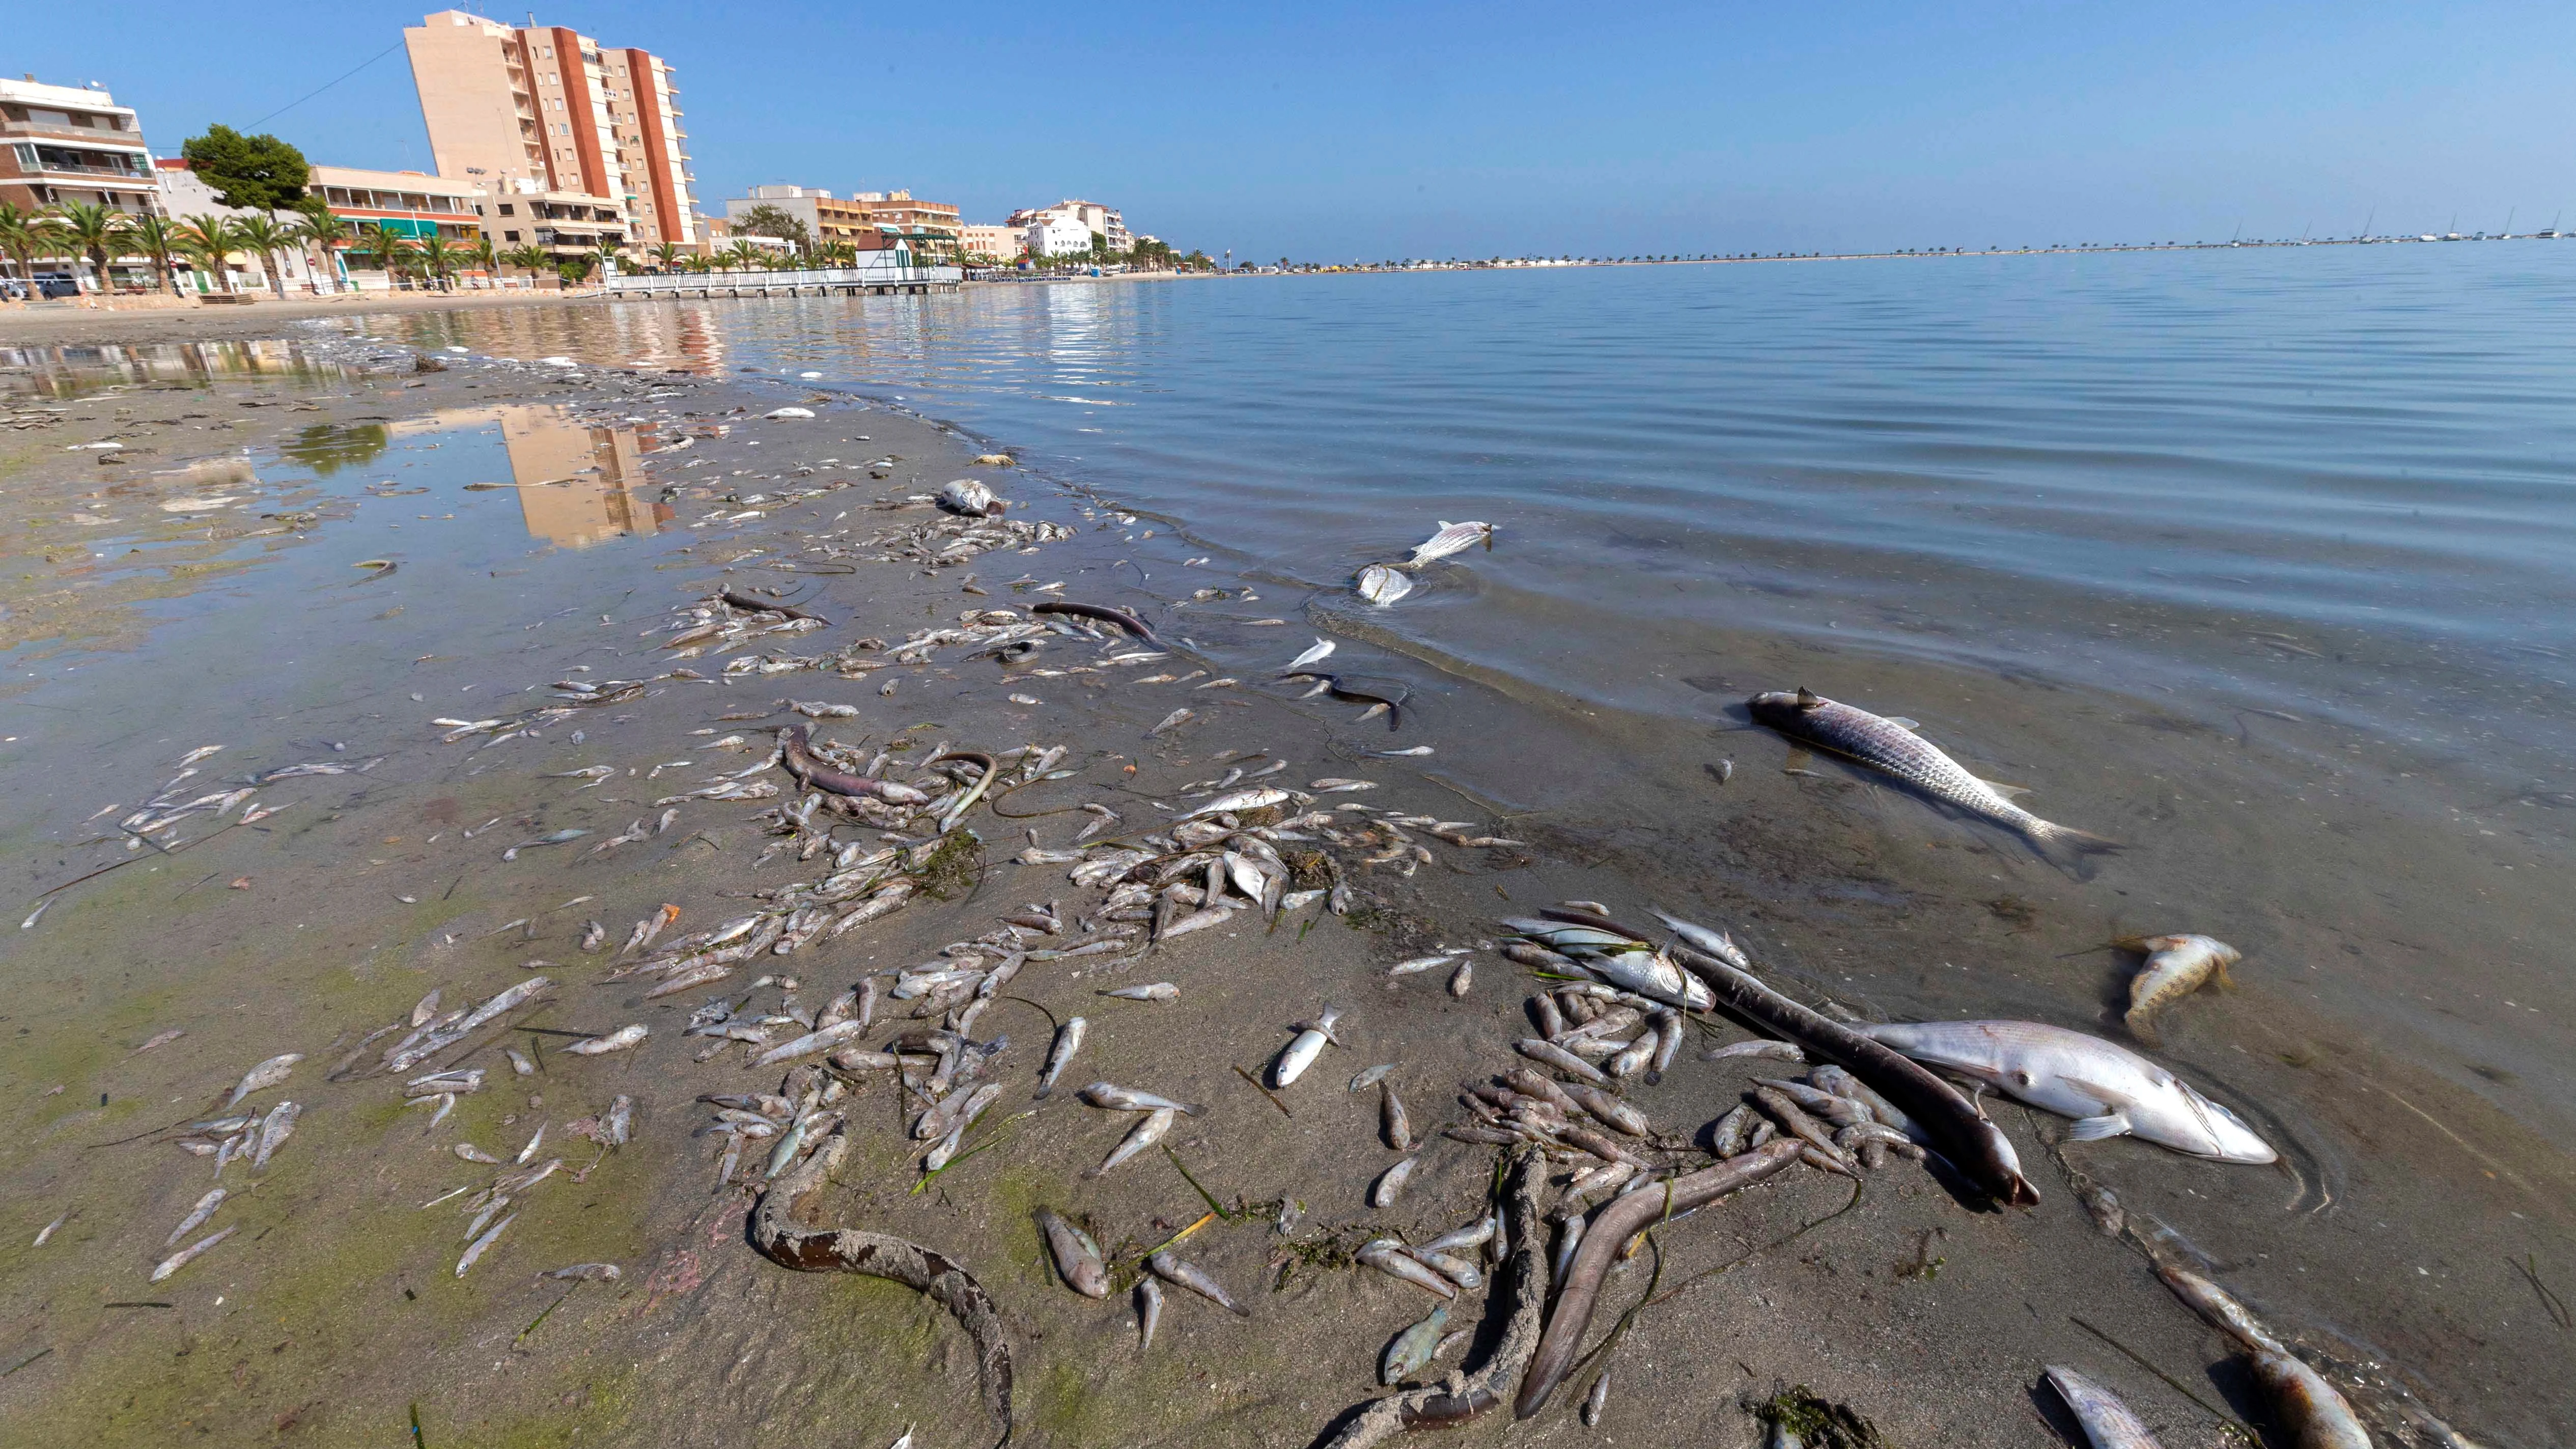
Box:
[1369,1156,1417,1208]
[754,1019,865,1067]
[1355,564,1413,605]
[1421,1215,1495,1256]
[1284,637,1336,672]
[251,1100,299,1170]
[1746,689,2116,855]
[1410,1246,1482,1290]
[1148,708,1194,737]
[1181,787,1291,819]
[2251,1351,2372,1449]
[563,1023,648,1055]
[1034,1017,1087,1099]
[2125,933,2241,1044]
[1086,1105,1176,1177]
[1273,1007,1343,1087]
[1703,1038,1804,1063]
[150,1224,236,1282]
[1858,1020,2276,1163]
[1101,982,1178,1001]
[2157,1266,2288,1355]
[1515,1038,1612,1088]
[1136,1277,1164,1350]
[1583,1369,1613,1427]
[1348,1063,1393,1092]
[1035,1207,1110,1297]
[2043,1366,2167,1449]
[1149,1251,1250,1316]
[226,1052,302,1107]
[1358,1238,1456,1298]
[456,1212,518,1276]
[1648,907,1750,970]
[1404,520,1494,568]
[1382,1304,1449,1384]
[164,1188,225,1248]
[1078,1082,1203,1116]
[545,1262,622,1281]
[1381,1084,1412,1150]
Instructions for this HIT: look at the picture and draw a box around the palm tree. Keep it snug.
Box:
[291,208,354,294]
[501,243,550,284]
[414,233,467,292]
[125,213,186,296]
[377,234,422,288]
[0,202,53,297]
[467,235,497,287]
[232,213,295,299]
[47,201,132,296]
[725,241,763,273]
[650,240,683,273]
[179,213,244,295]
[589,243,619,284]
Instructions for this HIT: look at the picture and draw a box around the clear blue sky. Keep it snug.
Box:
[25,2,2575,258]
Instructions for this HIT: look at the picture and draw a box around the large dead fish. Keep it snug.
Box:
[1856,1019,2276,1163]
[1746,689,2117,858]
[1355,565,1413,605]
[2043,1366,2167,1449]
[1403,521,1494,569]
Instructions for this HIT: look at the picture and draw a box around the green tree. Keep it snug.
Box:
[0,203,56,295]
[292,208,353,293]
[501,243,551,282]
[180,126,310,212]
[279,421,388,475]
[232,212,295,299]
[125,213,186,296]
[557,253,596,284]
[415,233,468,292]
[178,213,242,294]
[649,240,684,272]
[731,203,811,253]
[48,202,133,295]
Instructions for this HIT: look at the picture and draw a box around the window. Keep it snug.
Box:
[504,231,520,241]
[498,203,515,216]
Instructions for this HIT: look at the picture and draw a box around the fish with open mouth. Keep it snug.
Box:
[1856,1019,2276,1162]
[1746,688,2118,859]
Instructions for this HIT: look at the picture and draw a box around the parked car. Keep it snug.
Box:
[31,272,83,298]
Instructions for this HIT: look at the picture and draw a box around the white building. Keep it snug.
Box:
[1009,198,1128,252]
[1025,215,1093,257]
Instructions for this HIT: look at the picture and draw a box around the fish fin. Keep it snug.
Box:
[1884,717,1921,731]
[1794,687,1821,708]
[2067,1112,2131,1142]
[2213,959,2238,990]
[1975,776,2035,799]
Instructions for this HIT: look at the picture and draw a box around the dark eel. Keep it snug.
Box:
[718,588,830,625]
[779,724,895,799]
[1320,1150,1546,1446]
[1030,600,1168,650]
[1513,1139,1804,1419]
[750,1125,1014,1447]
[1284,672,1411,732]
[1538,906,2036,1208]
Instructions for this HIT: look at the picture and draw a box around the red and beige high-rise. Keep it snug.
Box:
[402,10,698,249]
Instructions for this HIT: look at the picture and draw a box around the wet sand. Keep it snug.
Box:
[0,301,2562,1449]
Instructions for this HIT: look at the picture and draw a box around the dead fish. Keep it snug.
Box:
[1148,708,1195,737]
[2157,1265,2287,1355]
[1356,564,1414,605]
[1101,982,1178,1002]
[1583,1370,1613,1427]
[578,920,606,952]
[1348,1063,1393,1092]
[2124,933,2241,1045]
[602,1096,633,1147]
[937,478,1002,517]
[1136,1278,1164,1350]
[1034,1018,1087,1099]
[1378,745,1434,757]
[1448,959,1473,997]
[131,1028,186,1055]
[251,1101,300,1170]
[1309,777,1378,793]
[1273,1006,1343,1087]
[1561,1081,1650,1136]
[506,1048,536,1077]
[1357,1238,1456,1298]
[1746,689,2118,857]
[1404,520,1495,568]
[1077,1083,1204,1116]
[33,1213,67,1246]
[2251,1351,2372,1449]
[1148,1251,1251,1316]
[164,1188,225,1248]
[1035,1208,1110,1297]
[1284,637,1336,672]
[455,1143,500,1164]
[1515,1037,1613,1088]
[226,1052,302,1107]
[1382,1304,1450,1384]
[754,1020,866,1067]
[563,1024,649,1056]
[1181,787,1292,819]
[150,1225,237,1282]
[1648,907,1751,970]
[1086,1106,1177,1178]
[1858,1019,2276,1163]
[544,1263,622,1281]
[2043,1366,2168,1449]
[456,1212,518,1276]
[1381,1083,1413,1150]
[1702,1038,1804,1063]
[1369,1156,1417,1207]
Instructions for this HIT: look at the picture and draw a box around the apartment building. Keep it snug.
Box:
[1008,199,1129,252]
[847,190,960,252]
[403,10,697,249]
[2,76,158,215]
[722,185,892,251]
[1024,215,1092,257]
[959,223,1024,262]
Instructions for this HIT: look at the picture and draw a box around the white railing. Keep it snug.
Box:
[600,263,964,295]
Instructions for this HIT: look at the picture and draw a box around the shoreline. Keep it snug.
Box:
[0,312,2558,1447]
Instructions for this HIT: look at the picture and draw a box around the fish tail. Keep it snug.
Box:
[2030,820,2123,855]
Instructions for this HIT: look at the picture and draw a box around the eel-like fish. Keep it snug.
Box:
[751,1125,1013,1447]
[1747,688,2117,857]
[1031,600,1168,650]
[1515,1140,1803,1417]
[779,725,928,804]
[718,588,829,624]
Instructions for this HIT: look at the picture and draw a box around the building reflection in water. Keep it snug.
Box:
[385,404,675,547]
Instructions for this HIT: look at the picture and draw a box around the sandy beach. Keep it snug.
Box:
[0,298,2547,1449]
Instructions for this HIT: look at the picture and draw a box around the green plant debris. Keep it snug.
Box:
[1750,1385,1888,1448]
